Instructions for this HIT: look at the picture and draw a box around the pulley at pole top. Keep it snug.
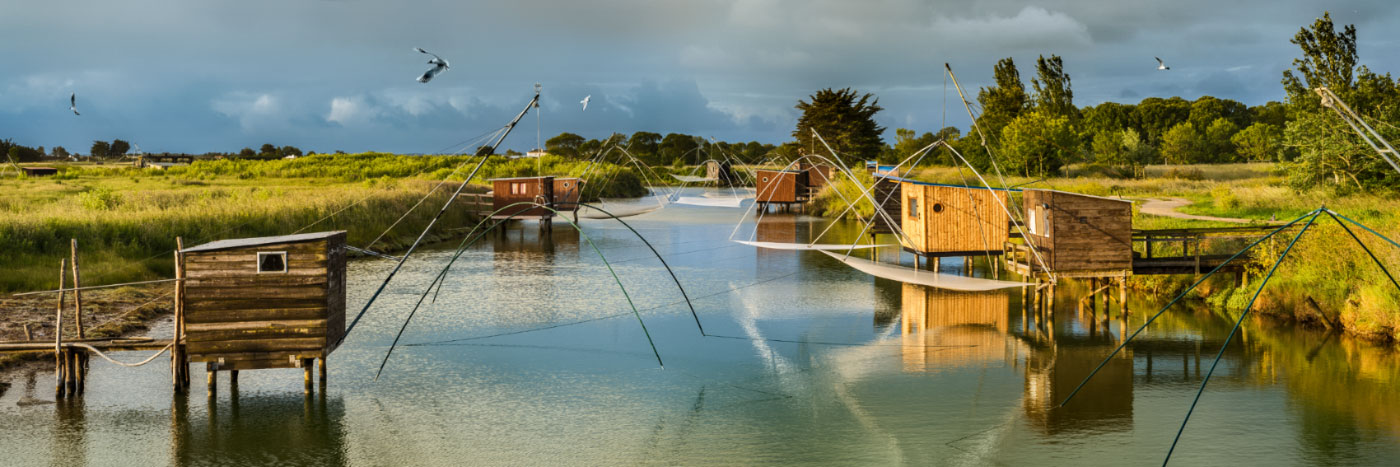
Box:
[534,83,541,108]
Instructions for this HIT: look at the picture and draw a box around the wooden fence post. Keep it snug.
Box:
[55,259,66,398]
[71,238,84,339]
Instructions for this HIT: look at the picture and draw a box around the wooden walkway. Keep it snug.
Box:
[1004,224,1288,278]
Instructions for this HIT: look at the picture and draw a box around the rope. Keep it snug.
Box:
[1162,210,1320,465]
[69,342,172,367]
[12,278,180,297]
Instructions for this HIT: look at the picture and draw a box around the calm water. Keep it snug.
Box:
[2,187,1398,466]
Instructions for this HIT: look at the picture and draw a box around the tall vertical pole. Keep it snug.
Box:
[173,237,187,390]
[71,239,84,339]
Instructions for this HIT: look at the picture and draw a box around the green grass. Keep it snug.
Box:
[0,153,653,293]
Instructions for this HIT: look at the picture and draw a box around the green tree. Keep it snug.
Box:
[259,143,278,156]
[882,128,938,163]
[52,146,69,159]
[1160,122,1205,164]
[110,139,131,157]
[658,133,699,164]
[975,58,1029,140]
[628,131,661,163]
[1132,97,1192,144]
[1283,112,1399,189]
[1282,12,1358,108]
[1203,118,1241,162]
[1188,96,1250,131]
[1232,123,1284,162]
[793,87,885,164]
[1032,54,1075,119]
[999,111,1076,177]
[545,132,586,159]
[90,140,111,158]
[282,146,303,157]
[238,147,256,158]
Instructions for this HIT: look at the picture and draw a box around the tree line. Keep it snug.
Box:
[542,132,779,167]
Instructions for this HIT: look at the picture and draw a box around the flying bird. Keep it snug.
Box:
[1155,57,1170,71]
[70,93,80,116]
[580,95,591,111]
[414,47,450,83]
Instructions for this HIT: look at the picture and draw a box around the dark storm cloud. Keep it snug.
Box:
[0,0,1395,153]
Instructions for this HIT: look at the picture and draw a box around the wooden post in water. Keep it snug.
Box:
[55,259,66,398]
[206,362,217,397]
[173,237,187,391]
[303,359,313,395]
[318,357,328,384]
[1120,276,1128,316]
[71,239,84,339]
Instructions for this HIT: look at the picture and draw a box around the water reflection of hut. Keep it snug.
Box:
[172,393,347,465]
[899,283,1011,372]
[1022,346,1134,434]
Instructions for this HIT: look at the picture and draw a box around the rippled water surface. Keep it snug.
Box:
[2,188,1398,465]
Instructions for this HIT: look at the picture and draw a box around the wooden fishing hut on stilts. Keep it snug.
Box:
[1004,189,1133,321]
[754,169,809,214]
[891,176,1012,276]
[179,231,347,396]
[485,176,587,230]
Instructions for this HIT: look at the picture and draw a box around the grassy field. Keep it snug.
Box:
[0,153,650,293]
[810,162,1400,343]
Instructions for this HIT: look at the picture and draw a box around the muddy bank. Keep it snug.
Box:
[0,285,172,372]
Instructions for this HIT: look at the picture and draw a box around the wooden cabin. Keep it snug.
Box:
[870,174,902,235]
[20,167,58,176]
[899,179,1011,257]
[755,169,808,204]
[1019,189,1133,276]
[865,161,899,177]
[705,160,735,186]
[179,231,346,376]
[800,163,837,191]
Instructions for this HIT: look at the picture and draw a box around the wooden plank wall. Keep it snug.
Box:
[871,177,901,232]
[901,183,1009,255]
[183,234,344,369]
[1024,190,1132,272]
[553,178,584,211]
[755,170,802,203]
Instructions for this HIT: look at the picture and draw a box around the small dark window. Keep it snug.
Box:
[908,198,919,219]
[932,203,944,213]
[762,176,770,183]
[257,251,287,273]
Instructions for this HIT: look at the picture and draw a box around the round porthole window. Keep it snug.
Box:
[932,203,945,213]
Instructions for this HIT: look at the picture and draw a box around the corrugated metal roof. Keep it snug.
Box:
[181,231,345,253]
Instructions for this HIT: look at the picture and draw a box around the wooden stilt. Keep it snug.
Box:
[173,237,187,391]
[933,258,941,273]
[71,239,84,339]
[303,359,313,395]
[318,357,328,384]
[1119,276,1129,316]
[55,259,66,398]
[230,370,238,386]
[207,363,217,397]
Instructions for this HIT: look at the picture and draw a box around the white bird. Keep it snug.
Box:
[414,47,450,83]
[70,93,80,116]
[580,95,591,111]
[1155,57,1170,71]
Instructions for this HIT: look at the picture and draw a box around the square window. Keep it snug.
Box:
[908,198,919,219]
[257,251,287,273]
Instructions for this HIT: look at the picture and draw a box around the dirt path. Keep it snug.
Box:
[1138,197,1254,224]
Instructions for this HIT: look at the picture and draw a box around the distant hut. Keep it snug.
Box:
[799,162,837,191]
[179,231,346,384]
[20,167,58,177]
[754,169,808,209]
[898,179,1011,260]
[1017,189,1133,276]
[488,175,585,223]
[705,160,735,186]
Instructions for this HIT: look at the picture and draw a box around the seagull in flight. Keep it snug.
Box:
[70,93,80,116]
[580,95,591,111]
[414,47,450,83]
[1155,57,1170,71]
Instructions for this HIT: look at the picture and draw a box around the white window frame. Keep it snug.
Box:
[257,251,288,274]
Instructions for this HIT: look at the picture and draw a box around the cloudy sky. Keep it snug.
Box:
[2,1,1395,154]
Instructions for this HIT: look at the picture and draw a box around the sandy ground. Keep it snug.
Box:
[1138,197,1254,224]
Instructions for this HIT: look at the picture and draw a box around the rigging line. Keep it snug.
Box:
[829,140,940,260]
[809,128,926,255]
[703,334,978,349]
[945,64,1028,224]
[581,203,705,336]
[733,152,862,244]
[362,129,508,250]
[1162,210,1320,466]
[1323,211,1400,292]
[955,162,997,272]
[297,128,506,238]
[1056,208,1319,408]
[375,201,665,380]
[796,151,908,247]
[341,90,542,348]
[406,270,801,348]
[1326,209,1400,250]
[68,342,173,368]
